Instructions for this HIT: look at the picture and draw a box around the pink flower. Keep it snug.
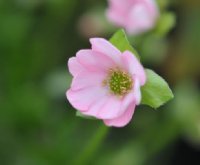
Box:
[66,38,146,127]
[106,0,159,35]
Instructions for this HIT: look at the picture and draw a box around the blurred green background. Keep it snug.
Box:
[0,0,200,165]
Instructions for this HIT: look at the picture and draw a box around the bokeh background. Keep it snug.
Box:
[0,0,200,165]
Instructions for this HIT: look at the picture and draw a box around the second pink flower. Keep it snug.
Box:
[107,0,159,35]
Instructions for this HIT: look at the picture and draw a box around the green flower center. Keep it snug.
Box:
[104,68,133,96]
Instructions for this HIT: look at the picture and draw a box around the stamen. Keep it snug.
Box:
[103,68,133,96]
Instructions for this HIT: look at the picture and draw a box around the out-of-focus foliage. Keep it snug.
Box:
[0,0,200,165]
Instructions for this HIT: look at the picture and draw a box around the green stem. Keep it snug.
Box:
[73,124,109,165]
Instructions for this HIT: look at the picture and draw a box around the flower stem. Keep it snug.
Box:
[73,124,109,165]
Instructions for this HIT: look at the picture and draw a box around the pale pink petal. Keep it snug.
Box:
[109,0,132,15]
[66,87,107,112]
[82,96,109,117]
[76,49,114,72]
[106,0,129,26]
[122,51,146,85]
[90,38,121,66]
[132,78,141,105]
[71,70,106,90]
[103,101,136,127]
[68,57,85,76]
[121,78,141,109]
[106,9,126,27]
[143,0,159,19]
[109,0,129,9]
[96,96,123,119]
[126,4,153,34]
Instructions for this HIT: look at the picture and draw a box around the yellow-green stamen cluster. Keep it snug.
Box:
[104,68,133,96]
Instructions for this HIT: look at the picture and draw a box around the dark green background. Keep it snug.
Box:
[0,0,200,165]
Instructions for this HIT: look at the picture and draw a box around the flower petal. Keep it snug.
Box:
[108,0,128,9]
[122,51,146,85]
[132,78,141,105]
[103,101,136,127]
[82,96,109,117]
[107,0,129,26]
[76,49,114,72]
[96,96,123,119]
[68,57,85,76]
[66,87,107,112]
[126,4,153,34]
[106,9,125,27]
[81,79,141,119]
[90,38,121,66]
[121,79,141,112]
[71,70,106,90]
[143,0,159,20]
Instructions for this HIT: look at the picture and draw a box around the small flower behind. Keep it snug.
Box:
[106,0,159,35]
[66,29,174,127]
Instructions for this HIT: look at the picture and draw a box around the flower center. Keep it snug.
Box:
[104,68,133,96]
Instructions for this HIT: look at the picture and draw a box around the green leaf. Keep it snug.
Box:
[109,29,140,59]
[141,69,174,109]
[76,111,96,120]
